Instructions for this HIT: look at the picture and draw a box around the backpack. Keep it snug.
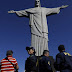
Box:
[63,52,72,69]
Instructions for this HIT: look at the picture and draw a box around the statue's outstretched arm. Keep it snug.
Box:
[8,10,29,17]
[59,5,69,9]
[46,5,68,16]
[8,10,16,13]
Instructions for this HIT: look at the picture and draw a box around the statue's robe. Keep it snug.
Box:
[15,7,60,56]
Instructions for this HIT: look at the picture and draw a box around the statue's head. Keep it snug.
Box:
[35,0,41,7]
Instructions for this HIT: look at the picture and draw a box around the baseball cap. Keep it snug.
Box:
[26,46,35,51]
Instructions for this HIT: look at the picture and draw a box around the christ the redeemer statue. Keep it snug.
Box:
[8,0,68,56]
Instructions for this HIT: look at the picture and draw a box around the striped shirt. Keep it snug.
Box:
[1,56,18,72]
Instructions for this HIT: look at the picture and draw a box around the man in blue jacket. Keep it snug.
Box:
[54,45,72,72]
[39,50,53,72]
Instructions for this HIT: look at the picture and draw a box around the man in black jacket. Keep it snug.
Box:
[54,45,72,72]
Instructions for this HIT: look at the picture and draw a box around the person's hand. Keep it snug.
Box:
[8,10,16,13]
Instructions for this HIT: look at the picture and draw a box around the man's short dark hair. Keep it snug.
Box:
[58,45,65,52]
[6,50,13,56]
[43,50,49,55]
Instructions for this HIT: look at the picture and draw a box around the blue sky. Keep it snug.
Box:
[0,0,72,72]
